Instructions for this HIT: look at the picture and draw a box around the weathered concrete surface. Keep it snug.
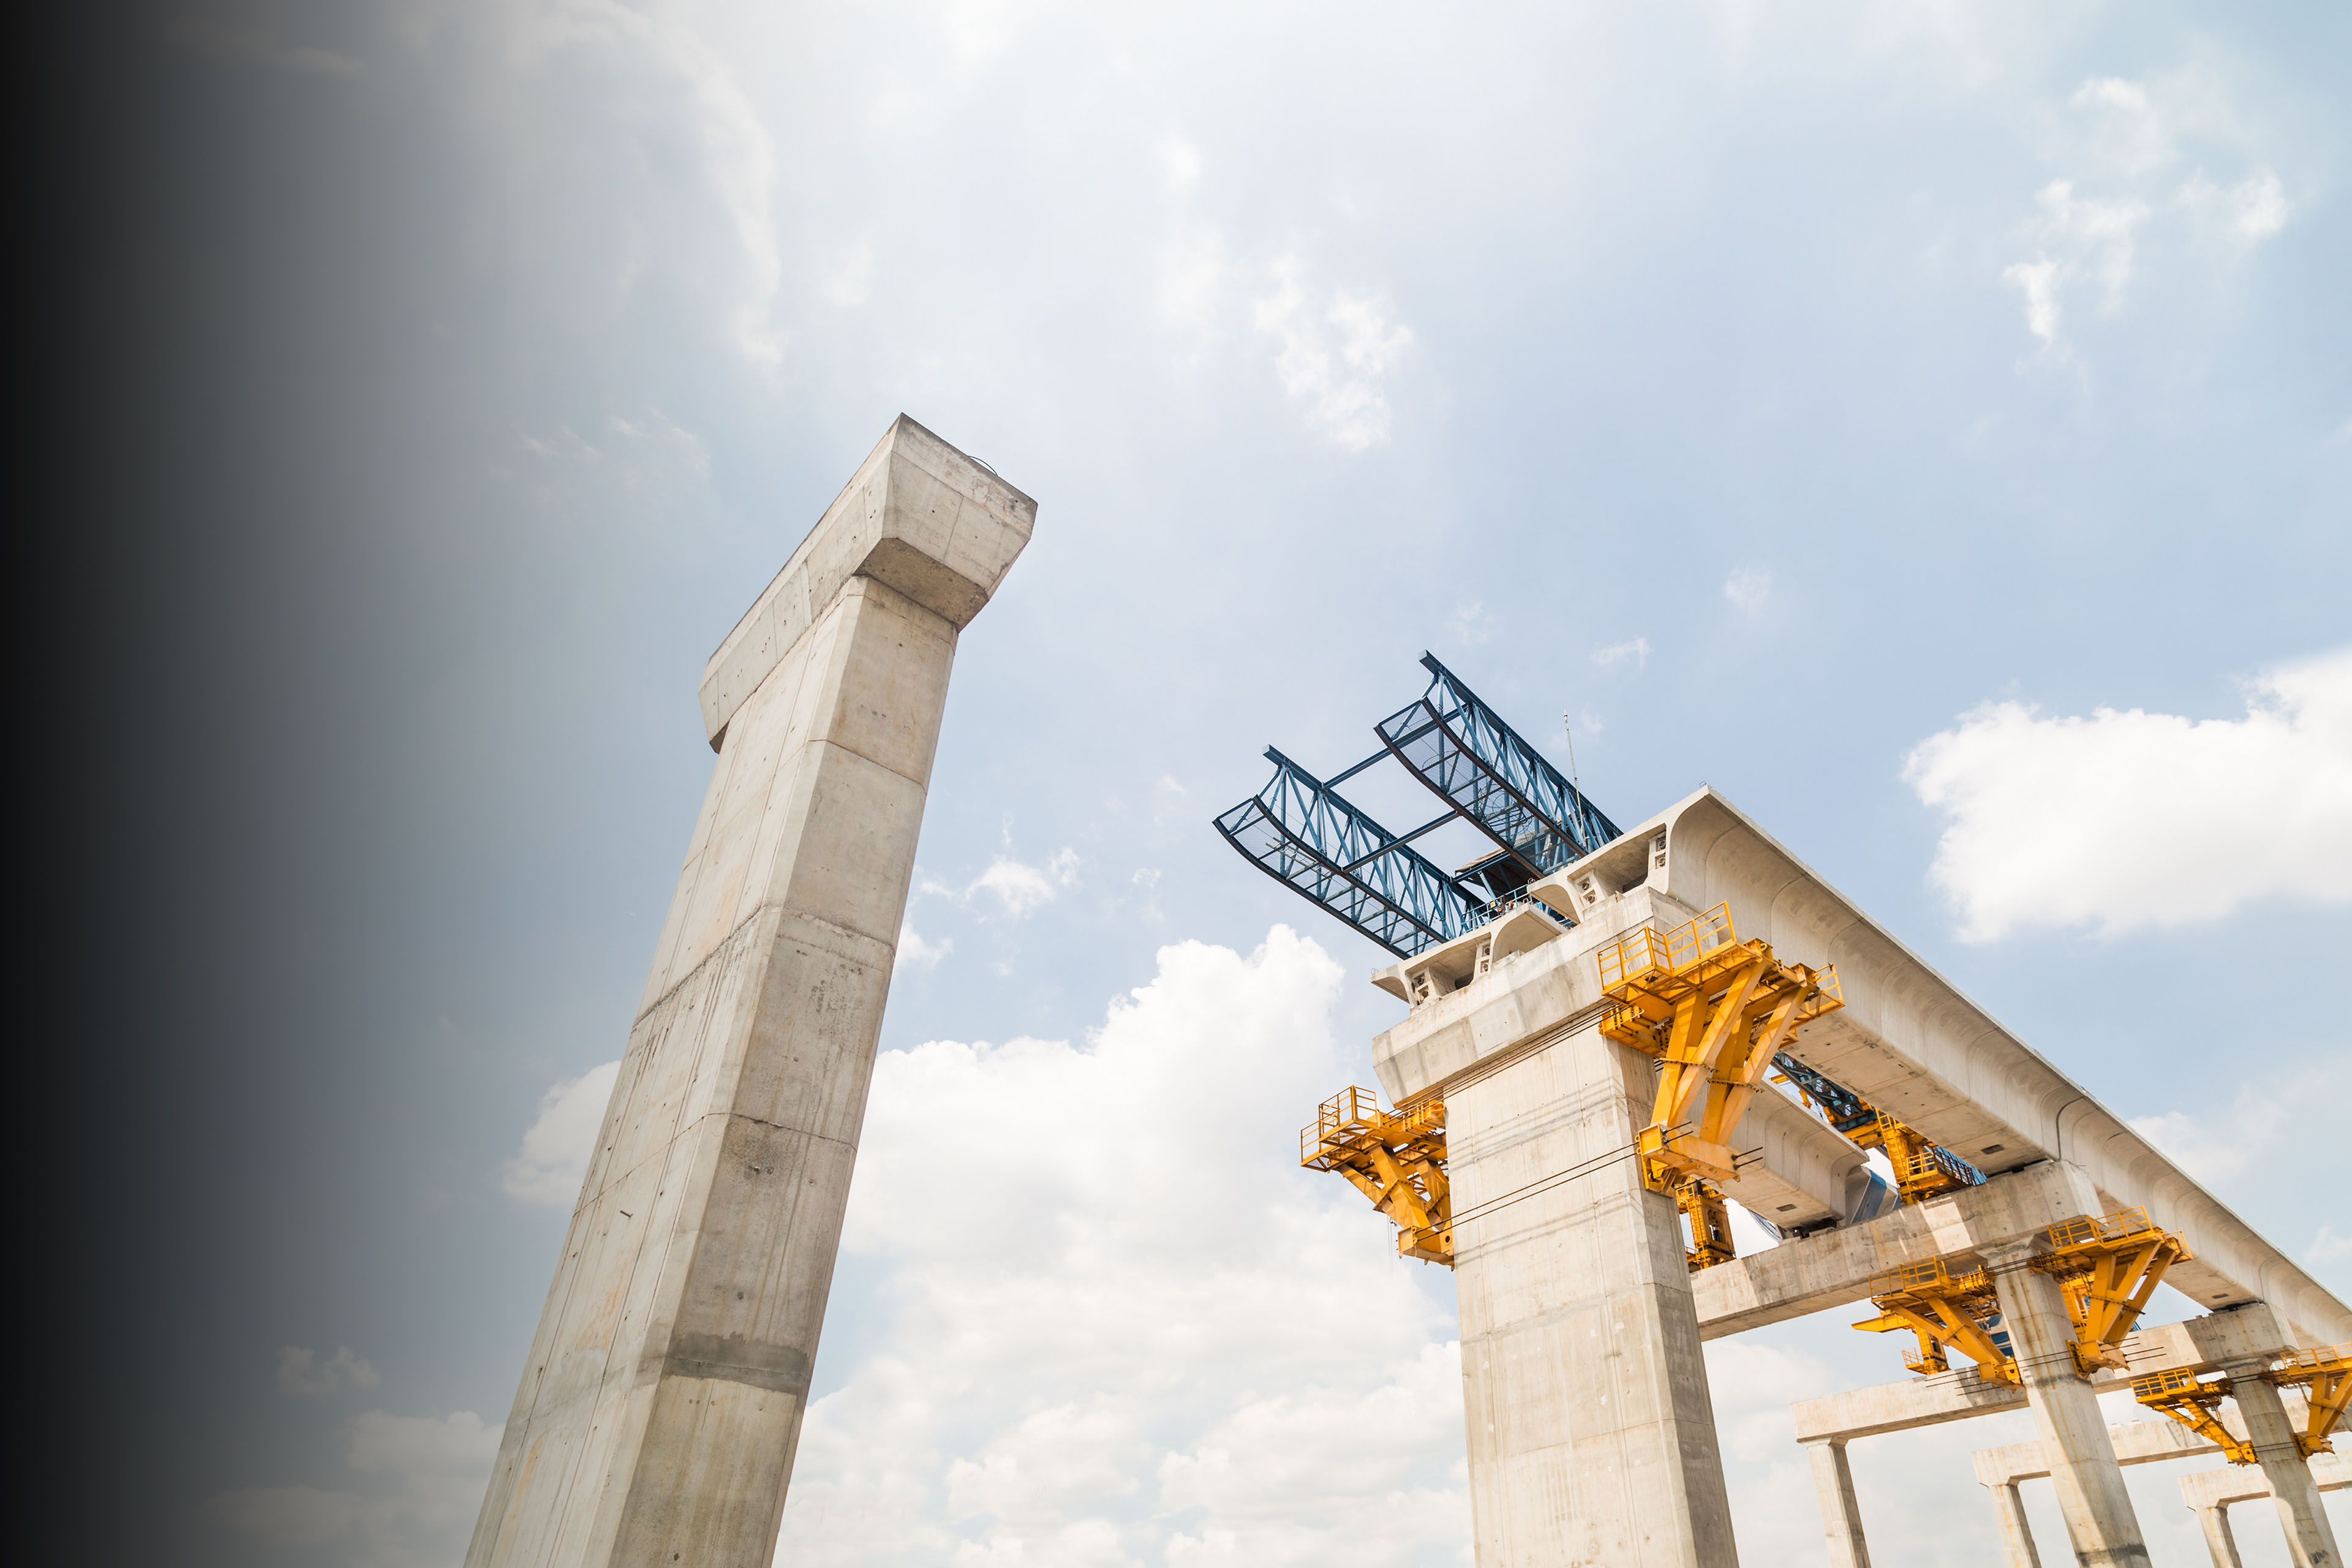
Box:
[465,418,1033,1568]
[1990,1481,2043,1568]
[1976,1414,2240,1484]
[2179,1455,2351,1568]
[1447,1019,1738,1567]
[1522,788,2351,1344]
[1694,1159,2102,1340]
[1983,1239,2150,1567]
[1801,1438,1870,1568]
[1790,1303,2297,1444]
[2221,1355,2342,1567]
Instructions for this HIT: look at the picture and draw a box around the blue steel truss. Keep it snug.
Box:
[1214,748,1486,959]
[1772,1054,1985,1187]
[1377,653,1623,877]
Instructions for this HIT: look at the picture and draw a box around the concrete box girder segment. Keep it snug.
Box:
[466,418,1033,1568]
[1450,785,2343,1344]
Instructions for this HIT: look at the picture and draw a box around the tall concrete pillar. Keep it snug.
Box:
[1450,1022,1738,1567]
[1802,1438,1869,1567]
[1980,1239,2151,1568]
[2195,1504,2245,1568]
[2223,1359,2340,1567]
[464,418,1034,1568]
[1988,1480,2043,1568]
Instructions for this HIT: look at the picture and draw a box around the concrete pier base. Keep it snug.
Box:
[2222,1360,2342,1567]
[1982,1239,2150,1568]
[464,419,1033,1568]
[1801,1438,1869,1567]
[1449,1022,1737,1567]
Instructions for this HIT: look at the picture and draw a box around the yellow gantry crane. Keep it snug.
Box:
[1596,903,1844,1270]
[1300,1087,1453,1265]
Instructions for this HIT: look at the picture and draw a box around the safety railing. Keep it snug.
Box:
[1301,1086,1443,1166]
[2047,1207,2159,1250]
[1869,1257,1994,1298]
[1597,902,1736,990]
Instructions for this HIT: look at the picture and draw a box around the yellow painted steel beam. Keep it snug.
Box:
[1300,1085,1454,1267]
[2272,1343,2350,1458]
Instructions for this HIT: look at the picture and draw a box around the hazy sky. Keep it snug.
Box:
[53,1,2350,1565]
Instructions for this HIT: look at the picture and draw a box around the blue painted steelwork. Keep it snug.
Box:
[1771,1054,1985,1187]
[1214,748,1486,959]
[1378,653,1622,879]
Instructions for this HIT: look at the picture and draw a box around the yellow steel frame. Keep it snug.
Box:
[2038,1208,2187,1374]
[1301,1086,1453,1265]
[2133,1367,2258,1466]
[1596,904,1842,1271]
[2272,1343,2351,1458]
[1854,1258,2019,1385]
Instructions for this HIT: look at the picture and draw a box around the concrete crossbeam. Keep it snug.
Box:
[1694,1159,2101,1340]
[2180,1457,2350,1568]
[1975,1415,2238,1485]
[465,419,1032,1568]
[1790,1303,2294,1445]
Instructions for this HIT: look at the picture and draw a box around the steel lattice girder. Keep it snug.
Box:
[1214,747,1484,958]
[1376,652,1623,877]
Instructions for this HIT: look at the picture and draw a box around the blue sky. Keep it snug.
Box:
[78,1,2350,1564]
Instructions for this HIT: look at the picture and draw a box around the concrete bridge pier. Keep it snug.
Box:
[1800,1437,1869,1567]
[2222,1359,2342,1567]
[1449,1022,1738,1567]
[1981,1238,2151,1567]
[1988,1480,2043,1568]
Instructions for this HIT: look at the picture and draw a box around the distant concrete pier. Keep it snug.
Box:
[466,417,1032,1568]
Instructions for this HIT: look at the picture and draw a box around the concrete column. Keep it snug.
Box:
[1450,1021,1738,1567]
[1988,1480,2043,1568]
[1803,1438,1869,1567]
[2195,1505,2245,1568]
[1981,1238,2151,1568]
[2223,1358,2340,1568]
[464,419,1033,1568]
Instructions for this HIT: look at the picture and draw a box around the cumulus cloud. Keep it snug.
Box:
[1592,636,1651,669]
[1904,647,2352,941]
[2003,71,2291,352]
[773,927,1471,1566]
[2128,1063,2346,1194]
[277,1344,380,1397]
[897,920,952,972]
[203,1410,500,1565]
[501,1059,620,1205]
[968,848,1080,916]
[1253,258,1413,452]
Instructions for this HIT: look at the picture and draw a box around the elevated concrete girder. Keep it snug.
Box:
[1518,787,2348,1345]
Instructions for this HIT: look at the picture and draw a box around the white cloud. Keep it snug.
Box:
[2309,1227,2352,1267]
[968,848,1080,916]
[1903,647,2352,940]
[278,1344,380,1397]
[1449,600,1493,646]
[1723,568,1772,611]
[501,1059,620,1205]
[774,927,1471,1566]
[1253,258,1413,452]
[2128,1064,2346,1194]
[2003,71,2291,352]
[897,920,952,972]
[1591,636,1651,669]
[203,1411,501,1565]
